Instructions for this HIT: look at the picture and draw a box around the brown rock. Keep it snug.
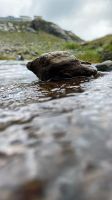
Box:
[27,51,97,81]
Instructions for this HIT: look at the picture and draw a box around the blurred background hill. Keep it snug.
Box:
[0,16,111,62]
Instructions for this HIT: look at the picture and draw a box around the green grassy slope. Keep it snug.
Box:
[0,30,111,63]
[0,31,65,60]
[63,34,112,63]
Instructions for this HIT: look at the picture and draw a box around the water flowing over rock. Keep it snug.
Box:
[0,61,112,200]
[27,51,97,81]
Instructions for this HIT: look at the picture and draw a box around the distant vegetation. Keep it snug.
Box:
[0,31,65,60]
[0,17,112,63]
[63,35,112,63]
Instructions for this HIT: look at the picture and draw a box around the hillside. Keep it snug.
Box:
[0,31,66,60]
[30,17,83,42]
[0,17,83,60]
[60,34,112,63]
[77,34,112,62]
[83,34,112,61]
[0,17,83,42]
[0,17,111,62]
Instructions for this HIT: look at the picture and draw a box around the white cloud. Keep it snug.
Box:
[0,0,31,16]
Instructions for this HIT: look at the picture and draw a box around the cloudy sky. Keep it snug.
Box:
[0,0,111,40]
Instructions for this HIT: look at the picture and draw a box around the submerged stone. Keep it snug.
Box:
[27,51,97,81]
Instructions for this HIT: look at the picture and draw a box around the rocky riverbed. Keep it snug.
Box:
[0,61,112,200]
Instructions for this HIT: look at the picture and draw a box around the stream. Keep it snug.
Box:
[0,61,112,200]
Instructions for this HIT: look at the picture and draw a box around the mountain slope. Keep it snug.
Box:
[0,17,111,62]
[30,17,83,42]
[0,17,83,42]
[81,34,112,61]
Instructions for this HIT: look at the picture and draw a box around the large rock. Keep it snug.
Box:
[27,51,97,81]
[95,60,112,71]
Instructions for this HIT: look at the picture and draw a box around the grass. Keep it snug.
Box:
[76,51,101,63]
[0,29,111,63]
[62,35,112,63]
[0,31,65,60]
[63,42,80,50]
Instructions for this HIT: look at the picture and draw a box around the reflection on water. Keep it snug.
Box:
[0,61,93,108]
[33,77,89,99]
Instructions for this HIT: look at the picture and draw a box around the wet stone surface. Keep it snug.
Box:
[0,61,112,199]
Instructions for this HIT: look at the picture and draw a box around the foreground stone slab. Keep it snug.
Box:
[1,62,112,200]
[27,51,97,81]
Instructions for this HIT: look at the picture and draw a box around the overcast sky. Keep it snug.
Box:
[0,0,111,40]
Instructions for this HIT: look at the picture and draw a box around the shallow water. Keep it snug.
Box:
[0,61,92,108]
[0,61,112,200]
